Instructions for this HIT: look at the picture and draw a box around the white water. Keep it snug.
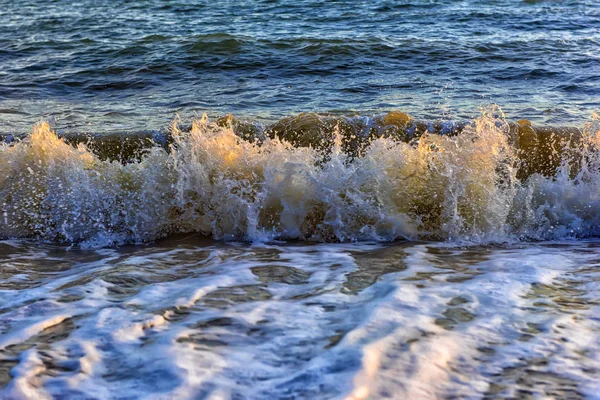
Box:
[2,110,600,247]
[1,238,599,399]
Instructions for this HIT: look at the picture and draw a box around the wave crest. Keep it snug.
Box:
[1,109,600,246]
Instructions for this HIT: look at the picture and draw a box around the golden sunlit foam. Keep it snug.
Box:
[1,108,599,246]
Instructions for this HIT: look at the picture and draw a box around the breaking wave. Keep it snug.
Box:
[1,107,600,247]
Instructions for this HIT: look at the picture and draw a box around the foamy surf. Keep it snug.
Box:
[1,239,599,399]
[1,108,600,247]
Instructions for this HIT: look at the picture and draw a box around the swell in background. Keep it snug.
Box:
[0,0,599,133]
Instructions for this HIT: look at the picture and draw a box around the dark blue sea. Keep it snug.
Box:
[2,1,600,399]
[0,0,599,133]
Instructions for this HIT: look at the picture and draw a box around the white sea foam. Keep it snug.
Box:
[1,110,600,247]
[1,240,599,398]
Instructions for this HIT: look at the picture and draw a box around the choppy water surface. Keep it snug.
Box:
[2,0,600,398]
[1,237,600,399]
[0,0,599,132]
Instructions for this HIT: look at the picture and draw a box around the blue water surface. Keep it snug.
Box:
[0,0,598,132]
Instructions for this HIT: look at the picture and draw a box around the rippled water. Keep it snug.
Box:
[1,0,599,133]
[2,1,600,398]
[1,237,600,399]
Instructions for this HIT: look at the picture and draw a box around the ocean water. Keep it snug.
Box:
[2,0,600,399]
[0,0,599,132]
[2,238,600,399]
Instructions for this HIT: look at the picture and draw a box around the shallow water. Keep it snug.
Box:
[1,237,599,399]
[2,0,600,398]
